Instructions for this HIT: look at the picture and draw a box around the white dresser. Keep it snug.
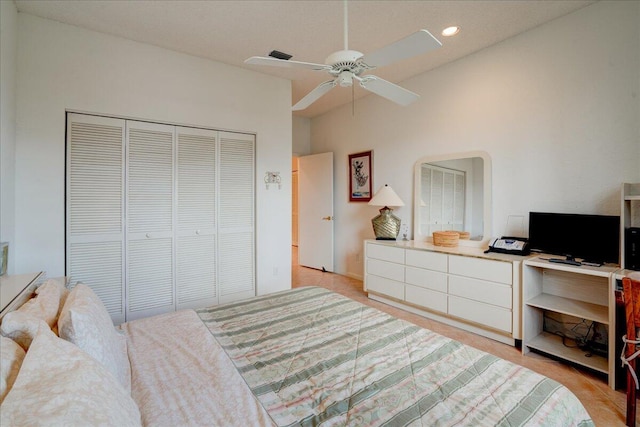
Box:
[364,240,524,345]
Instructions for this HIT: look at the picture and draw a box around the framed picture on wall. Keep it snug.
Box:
[348,150,373,202]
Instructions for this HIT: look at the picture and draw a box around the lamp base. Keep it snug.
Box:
[371,207,401,241]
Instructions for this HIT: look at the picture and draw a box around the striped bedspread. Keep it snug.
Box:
[197,287,594,427]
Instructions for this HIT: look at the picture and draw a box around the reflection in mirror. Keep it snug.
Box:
[414,151,491,247]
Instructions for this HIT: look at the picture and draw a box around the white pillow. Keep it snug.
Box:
[39,278,70,317]
[0,311,42,351]
[0,321,141,426]
[58,283,131,393]
[17,279,65,328]
[0,337,25,403]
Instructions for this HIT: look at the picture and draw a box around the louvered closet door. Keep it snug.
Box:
[66,114,125,324]
[218,131,255,303]
[453,173,465,230]
[425,165,465,235]
[440,169,465,231]
[176,127,217,310]
[419,166,431,236]
[126,121,175,321]
[430,168,444,233]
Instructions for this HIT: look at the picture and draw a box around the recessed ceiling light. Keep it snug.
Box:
[442,26,460,37]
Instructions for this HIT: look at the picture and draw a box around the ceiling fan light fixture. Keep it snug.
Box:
[337,70,354,87]
[442,26,460,37]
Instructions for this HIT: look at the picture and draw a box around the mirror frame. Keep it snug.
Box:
[413,150,492,248]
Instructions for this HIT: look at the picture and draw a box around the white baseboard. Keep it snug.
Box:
[344,272,363,281]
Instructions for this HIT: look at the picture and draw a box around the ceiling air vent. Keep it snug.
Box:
[268,50,292,60]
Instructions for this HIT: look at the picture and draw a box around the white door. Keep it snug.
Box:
[67,113,257,322]
[218,131,255,303]
[175,126,218,310]
[66,113,126,324]
[126,121,176,321]
[298,152,334,271]
[292,157,299,246]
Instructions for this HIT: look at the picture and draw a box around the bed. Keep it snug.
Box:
[1,280,594,426]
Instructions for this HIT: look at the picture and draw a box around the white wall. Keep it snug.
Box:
[0,0,18,274]
[15,14,292,295]
[293,116,311,156]
[311,1,640,278]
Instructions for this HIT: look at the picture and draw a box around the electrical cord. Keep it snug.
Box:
[543,313,597,355]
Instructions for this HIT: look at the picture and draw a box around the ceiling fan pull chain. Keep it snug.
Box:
[352,84,355,116]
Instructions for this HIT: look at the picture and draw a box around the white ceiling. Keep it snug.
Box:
[15,0,595,118]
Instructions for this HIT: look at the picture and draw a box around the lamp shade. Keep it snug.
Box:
[368,184,404,207]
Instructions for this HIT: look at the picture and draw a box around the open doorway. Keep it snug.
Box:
[292,156,299,248]
[292,153,336,271]
[292,156,299,270]
[295,153,334,272]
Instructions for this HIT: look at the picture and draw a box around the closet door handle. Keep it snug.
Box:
[145,233,151,238]
[322,216,334,221]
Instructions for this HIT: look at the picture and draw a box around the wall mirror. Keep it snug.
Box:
[413,151,491,247]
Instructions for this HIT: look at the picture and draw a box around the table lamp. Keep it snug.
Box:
[368,184,404,240]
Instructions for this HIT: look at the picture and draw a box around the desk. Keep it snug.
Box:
[522,257,619,388]
[0,272,44,319]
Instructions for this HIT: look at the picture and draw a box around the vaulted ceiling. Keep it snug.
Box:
[15,0,595,118]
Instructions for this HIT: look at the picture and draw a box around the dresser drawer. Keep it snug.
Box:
[448,256,512,284]
[406,284,447,313]
[367,259,404,282]
[366,243,405,264]
[405,266,447,293]
[448,296,512,333]
[366,275,404,300]
[448,276,511,309]
[405,250,448,272]
[364,239,519,345]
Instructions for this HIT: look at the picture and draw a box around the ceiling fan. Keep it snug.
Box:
[245,0,442,111]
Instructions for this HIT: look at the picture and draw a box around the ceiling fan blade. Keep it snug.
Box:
[355,75,419,106]
[292,79,338,111]
[360,30,442,68]
[245,56,331,71]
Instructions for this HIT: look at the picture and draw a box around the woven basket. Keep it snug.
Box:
[447,230,470,240]
[433,231,459,247]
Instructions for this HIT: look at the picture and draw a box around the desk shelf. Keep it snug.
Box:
[526,293,608,325]
[522,257,616,388]
[622,183,640,270]
[526,331,608,374]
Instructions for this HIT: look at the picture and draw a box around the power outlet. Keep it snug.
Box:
[355,252,361,263]
[273,266,279,276]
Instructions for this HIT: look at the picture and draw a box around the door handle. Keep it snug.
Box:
[322,216,334,221]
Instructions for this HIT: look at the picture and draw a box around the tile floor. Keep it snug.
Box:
[291,248,633,426]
